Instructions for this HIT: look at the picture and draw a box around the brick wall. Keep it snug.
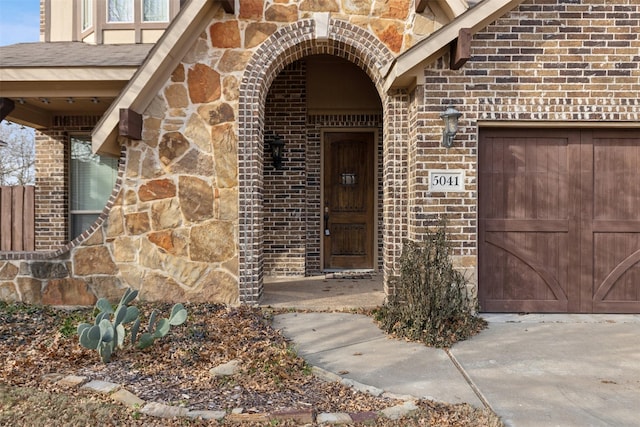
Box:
[34,130,67,251]
[264,59,384,276]
[34,116,100,251]
[237,19,395,299]
[411,0,640,265]
[381,90,410,291]
[264,60,308,276]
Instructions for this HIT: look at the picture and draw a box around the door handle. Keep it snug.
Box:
[324,206,330,236]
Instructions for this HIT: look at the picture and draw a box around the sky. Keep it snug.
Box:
[0,0,41,46]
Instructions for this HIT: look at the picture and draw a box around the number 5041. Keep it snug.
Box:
[429,170,464,192]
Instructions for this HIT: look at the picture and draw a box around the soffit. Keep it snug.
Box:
[1,78,132,129]
[0,42,151,129]
[6,97,117,129]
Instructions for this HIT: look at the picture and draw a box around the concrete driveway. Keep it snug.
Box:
[453,314,640,427]
[272,312,640,427]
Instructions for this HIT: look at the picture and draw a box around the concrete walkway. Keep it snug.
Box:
[262,275,386,310]
[272,311,640,427]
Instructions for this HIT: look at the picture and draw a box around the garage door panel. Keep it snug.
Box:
[483,232,569,308]
[481,139,570,221]
[593,140,640,221]
[588,132,640,312]
[480,128,640,313]
[479,130,576,312]
[482,300,569,313]
[593,234,640,303]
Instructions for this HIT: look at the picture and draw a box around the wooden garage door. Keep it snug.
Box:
[479,129,640,313]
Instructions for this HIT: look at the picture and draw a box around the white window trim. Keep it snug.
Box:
[81,0,93,31]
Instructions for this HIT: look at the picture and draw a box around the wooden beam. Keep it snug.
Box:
[450,28,472,70]
[0,98,15,122]
[418,0,467,18]
[9,103,52,129]
[416,0,430,13]
[119,108,142,140]
[218,0,234,14]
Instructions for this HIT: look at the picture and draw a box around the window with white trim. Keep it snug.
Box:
[143,0,169,22]
[82,0,93,31]
[69,136,118,240]
[107,0,134,23]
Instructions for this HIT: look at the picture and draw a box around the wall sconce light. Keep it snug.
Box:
[266,134,285,169]
[440,105,462,148]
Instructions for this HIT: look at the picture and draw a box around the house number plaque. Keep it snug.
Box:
[429,170,465,192]
[341,173,357,185]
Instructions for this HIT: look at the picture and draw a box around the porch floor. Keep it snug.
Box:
[260,274,385,311]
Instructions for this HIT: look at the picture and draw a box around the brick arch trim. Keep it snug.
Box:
[237,18,393,303]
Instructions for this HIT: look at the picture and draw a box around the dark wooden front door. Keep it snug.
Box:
[479,129,640,313]
[323,132,375,270]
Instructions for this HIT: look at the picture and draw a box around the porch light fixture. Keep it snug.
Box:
[266,134,285,170]
[440,105,462,148]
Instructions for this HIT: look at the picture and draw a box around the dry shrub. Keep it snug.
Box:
[375,223,486,348]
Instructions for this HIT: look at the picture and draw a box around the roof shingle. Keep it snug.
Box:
[0,42,153,68]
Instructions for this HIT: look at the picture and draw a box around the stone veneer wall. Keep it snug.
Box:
[102,2,402,304]
[5,0,637,307]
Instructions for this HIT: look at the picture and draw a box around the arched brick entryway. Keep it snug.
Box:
[237,18,395,303]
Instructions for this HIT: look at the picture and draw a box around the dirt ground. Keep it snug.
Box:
[0,301,502,426]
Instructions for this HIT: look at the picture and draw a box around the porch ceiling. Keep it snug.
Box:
[3,96,117,130]
[0,75,133,129]
[0,42,150,129]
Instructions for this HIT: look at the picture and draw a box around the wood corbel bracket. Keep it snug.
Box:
[119,108,143,141]
[450,28,472,70]
[0,98,15,122]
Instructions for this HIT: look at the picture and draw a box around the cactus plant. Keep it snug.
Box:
[133,303,187,350]
[77,287,187,363]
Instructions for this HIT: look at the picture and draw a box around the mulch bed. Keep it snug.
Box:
[0,301,502,426]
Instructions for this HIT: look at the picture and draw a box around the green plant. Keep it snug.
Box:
[132,302,188,350]
[60,315,84,337]
[77,288,187,363]
[374,222,486,348]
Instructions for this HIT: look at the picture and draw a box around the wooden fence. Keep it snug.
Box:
[0,186,35,251]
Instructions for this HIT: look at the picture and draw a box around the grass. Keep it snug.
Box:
[0,384,139,426]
